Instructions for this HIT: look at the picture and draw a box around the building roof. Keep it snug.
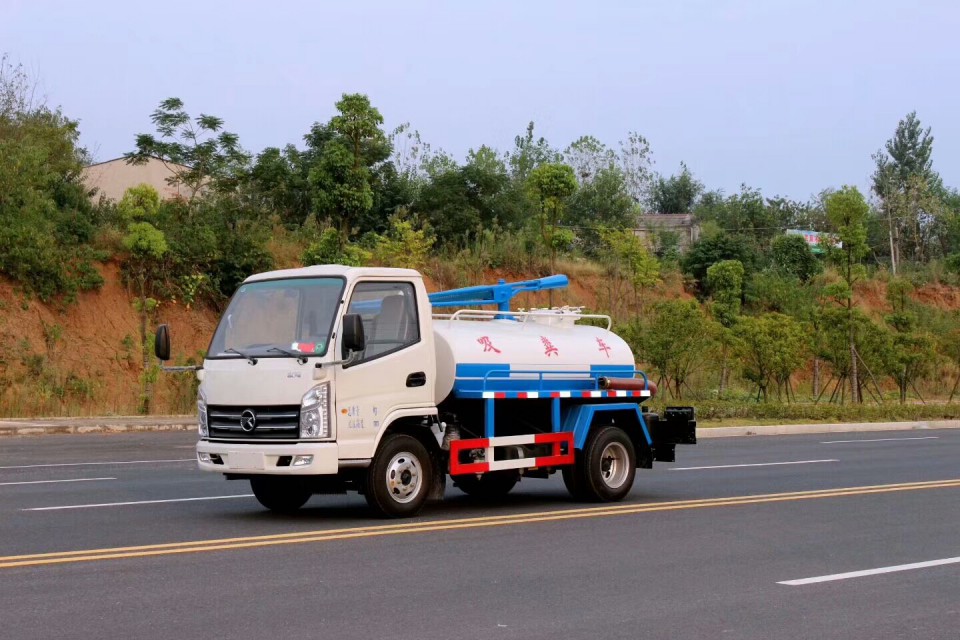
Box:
[81,156,195,202]
[636,213,697,227]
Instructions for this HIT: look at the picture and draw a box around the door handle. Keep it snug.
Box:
[406,372,427,388]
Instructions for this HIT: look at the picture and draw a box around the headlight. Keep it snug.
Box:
[198,390,208,437]
[300,383,331,439]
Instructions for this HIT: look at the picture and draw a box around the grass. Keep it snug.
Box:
[651,400,960,425]
[697,416,954,428]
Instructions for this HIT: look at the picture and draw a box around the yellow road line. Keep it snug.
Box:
[2,478,958,569]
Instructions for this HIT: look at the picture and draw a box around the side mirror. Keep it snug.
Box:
[341,313,366,355]
[154,324,171,361]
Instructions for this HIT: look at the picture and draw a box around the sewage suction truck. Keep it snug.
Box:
[154,266,696,517]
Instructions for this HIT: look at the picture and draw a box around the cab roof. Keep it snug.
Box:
[243,265,422,284]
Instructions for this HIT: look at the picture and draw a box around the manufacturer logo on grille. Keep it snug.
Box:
[240,409,257,432]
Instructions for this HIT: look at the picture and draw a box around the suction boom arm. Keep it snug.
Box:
[428,275,569,312]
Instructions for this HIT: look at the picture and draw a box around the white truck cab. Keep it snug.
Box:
[155,265,696,517]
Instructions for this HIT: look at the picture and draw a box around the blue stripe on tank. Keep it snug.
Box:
[453,363,635,396]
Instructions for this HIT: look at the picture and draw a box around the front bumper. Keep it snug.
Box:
[196,440,339,475]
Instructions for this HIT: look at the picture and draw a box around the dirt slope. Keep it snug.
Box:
[1,263,957,417]
[0,264,217,416]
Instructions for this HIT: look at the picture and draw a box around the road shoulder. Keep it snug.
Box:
[1,416,958,437]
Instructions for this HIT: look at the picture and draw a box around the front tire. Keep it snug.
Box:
[563,426,636,502]
[365,434,433,518]
[250,476,312,514]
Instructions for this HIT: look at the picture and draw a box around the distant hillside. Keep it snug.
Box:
[3,259,960,417]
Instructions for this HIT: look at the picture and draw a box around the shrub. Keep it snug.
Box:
[745,270,815,317]
[370,214,434,269]
[302,228,370,267]
[771,234,821,282]
[682,233,759,293]
[658,400,960,423]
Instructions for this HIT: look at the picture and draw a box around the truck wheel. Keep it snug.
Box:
[563,426,636,502]
[365,434,433,518]
[250,477,312,514]
[561,459,589,500]
[453,471,519,500]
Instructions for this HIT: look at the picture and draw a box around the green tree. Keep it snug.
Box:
[157,196,273,301]
[618,131,654,205]
[770,234,820,282]
[745,271,810,316]
[414,167,476,243]
[766,196,826,232]
[882,278,934,403]
[649,162,702,213]
[706,260,744,392]
[0,56,102,301]
[815,308,889,404]
[389,122,434,194]
[414,146,514,247]
[637,299,710,399]
[939,328,960,402]
[122,214,168,414]
[734,315,775,402]
[884,278,915,332]
[371,212,435,269]
[247,144,312,225]
[705,260,744,327]
[599,229,660,320]
[117,183,161,223]
[126,97,250,202]
[309,94,391,240]
[301,228,370,267]
[563,135,615,183]
[884,331,935,404]
[567,167,638,254]
[682,233,758,293]
[735,313,807,402]
[508,122,558,182]
[872,112,942,270]
[825,186,870,403]
[872,111,940,197]
[526,163,578,273]
[694,185,778,248]
[938,187,960,257]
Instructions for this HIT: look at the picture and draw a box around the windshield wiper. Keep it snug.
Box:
[267,346,307,364]
[224,347,258,365]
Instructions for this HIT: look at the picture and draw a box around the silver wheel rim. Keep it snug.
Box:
[385,451,423,504]
[599,442,630,489]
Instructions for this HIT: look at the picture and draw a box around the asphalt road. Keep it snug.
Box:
[0,429,957,640]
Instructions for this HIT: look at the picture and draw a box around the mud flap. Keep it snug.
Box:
[429,453,447,500]
[651,406,697,461]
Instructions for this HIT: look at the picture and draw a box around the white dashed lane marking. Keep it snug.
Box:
[0,477,116,487]
[820,436,940,444]
[779,557,960,585]
[669,460,838,471]
[22,494,255,511]
[0,459,193,470]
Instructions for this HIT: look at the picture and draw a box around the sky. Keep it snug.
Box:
[4,0,958,201]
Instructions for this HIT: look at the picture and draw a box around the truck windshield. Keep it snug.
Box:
[207,277,345,359]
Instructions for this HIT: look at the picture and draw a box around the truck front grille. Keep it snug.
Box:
[207,405,300,440]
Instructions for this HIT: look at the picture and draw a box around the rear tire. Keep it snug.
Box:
[250,476,312,514]
[562,458,590,500]
[453,471,520,500]
[563,426,636,502]
[365,434,433,518]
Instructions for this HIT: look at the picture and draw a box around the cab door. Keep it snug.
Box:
[333,280,435,459]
